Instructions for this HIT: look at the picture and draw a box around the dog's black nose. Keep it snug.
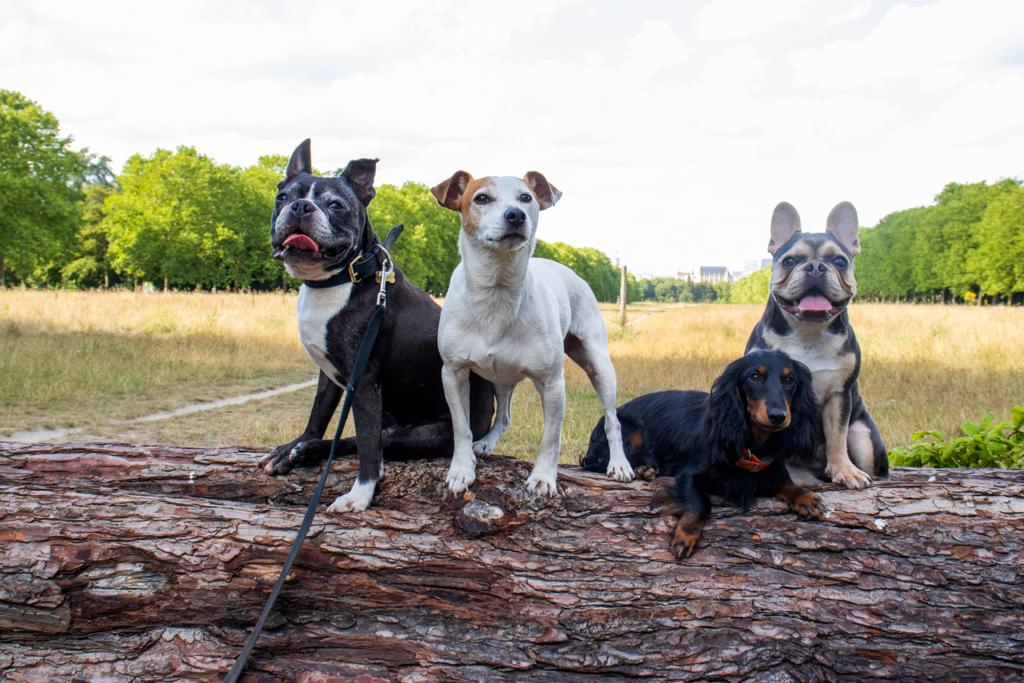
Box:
[768,410,788,425]
[803,261,828,277]
[290,200,315,215]
[504,207,526,226]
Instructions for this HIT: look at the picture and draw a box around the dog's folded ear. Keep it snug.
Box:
[703,359,749,467]
[768,201,801,254]
[430,171,473,211]
[524,171,562,210]
[341,158,379,206]
[826,201,861,255]
[283,138,312,186]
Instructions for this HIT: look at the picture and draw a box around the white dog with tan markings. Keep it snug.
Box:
[430,170,634,496]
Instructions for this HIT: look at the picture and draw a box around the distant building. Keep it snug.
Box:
[699,266,731,283]
[679,267,734,284]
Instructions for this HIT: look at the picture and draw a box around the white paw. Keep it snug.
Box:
[827,461,871,489]
[606,458,635,482]
[472,439,494,457]
[446,458,477,495]
[326,479,376,514]
[525,470,559,497]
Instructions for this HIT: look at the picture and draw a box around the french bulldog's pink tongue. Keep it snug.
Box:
[283,234,318,252]
[798,294,833,312]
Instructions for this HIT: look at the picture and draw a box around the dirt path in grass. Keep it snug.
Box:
[5,379,318,443]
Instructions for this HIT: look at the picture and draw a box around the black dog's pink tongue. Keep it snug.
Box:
[798,294,833,312]
[283,234,319,252]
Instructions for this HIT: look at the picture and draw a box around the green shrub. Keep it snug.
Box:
[890,406,1024,468]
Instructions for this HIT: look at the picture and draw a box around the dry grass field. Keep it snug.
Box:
[2,289,1022,466]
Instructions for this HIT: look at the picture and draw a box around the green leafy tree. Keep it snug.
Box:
[967,184,1024,301]
[239,154,290,289]
[0,90,89,285]
[61,155,120,288]
[730,266,771,304]
[369,183,461,294]
[103,147,272,290]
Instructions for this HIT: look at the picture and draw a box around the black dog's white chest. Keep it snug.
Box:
[297,283,353,386]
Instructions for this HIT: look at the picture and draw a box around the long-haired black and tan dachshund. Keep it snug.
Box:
[581,349,826,558]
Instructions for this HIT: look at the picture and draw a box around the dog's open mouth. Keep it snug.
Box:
[776,289,850,318]
[283,233,319,252]
[273,233,346,261]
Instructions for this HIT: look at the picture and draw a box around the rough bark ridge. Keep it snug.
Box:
[0,442,1022,682]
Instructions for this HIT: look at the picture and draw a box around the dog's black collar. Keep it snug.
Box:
[303,224,403,289]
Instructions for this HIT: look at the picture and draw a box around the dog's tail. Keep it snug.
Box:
[579,417,612,472]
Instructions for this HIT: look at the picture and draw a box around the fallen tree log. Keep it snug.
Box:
[0,442,1022,681]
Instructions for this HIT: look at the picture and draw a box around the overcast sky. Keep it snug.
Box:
[3,0,1021,276]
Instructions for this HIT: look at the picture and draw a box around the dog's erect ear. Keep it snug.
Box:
[703,358,750,467]
[781,359,821,461]
[826,201,860,255]
[768,202,801,255]
[285,139,312,184]
[430,171,473,211]
[340,158,379,206]
[523,171,562,210]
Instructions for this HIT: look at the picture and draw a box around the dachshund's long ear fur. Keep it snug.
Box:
[780,359,820,463]
[702,357,750,467]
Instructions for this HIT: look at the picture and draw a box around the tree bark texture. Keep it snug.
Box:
[0,442,1022,682]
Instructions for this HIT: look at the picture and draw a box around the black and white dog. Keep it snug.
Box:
[746,201,888,489]
[259,139,493,512]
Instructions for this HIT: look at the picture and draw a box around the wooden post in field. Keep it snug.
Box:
[619,263,628,327]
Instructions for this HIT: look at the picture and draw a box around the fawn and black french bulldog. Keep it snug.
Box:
[746,201,888,489]
[259,139,493,512]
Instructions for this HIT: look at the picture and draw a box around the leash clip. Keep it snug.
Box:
[375,245,394,307]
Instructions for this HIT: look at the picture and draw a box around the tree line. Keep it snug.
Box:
[0,90,629,300]
[728,180,1024,306]
[3,90,1021,304]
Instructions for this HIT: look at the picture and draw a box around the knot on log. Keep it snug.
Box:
[453,488,520,536]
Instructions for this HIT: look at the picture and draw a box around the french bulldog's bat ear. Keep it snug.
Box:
[826,201,860,255]
[285,138,312,183]
[341,158,379,205]
[768,201,801,255]
[524,171,562,210]
[430,171,473,211]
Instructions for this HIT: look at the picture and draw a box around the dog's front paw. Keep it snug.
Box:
[525,470,559,497]
[472,439,495,457]
[827,461,871,489]
[446,458,477,495]
[790,490,827,520]
[634,464,660,481]
[606,458,635,483]
[670,513,705,560]
[260,441,299,475]
[326,480,376,514]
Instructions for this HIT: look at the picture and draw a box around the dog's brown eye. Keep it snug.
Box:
[748,372,762,382]
[782,256,795,268]
[474,194,491,205]
[782,375,795,384]
[519,193,532,203]
[834,256,848,268]
[276,192,288,202]
[328,201,342,210]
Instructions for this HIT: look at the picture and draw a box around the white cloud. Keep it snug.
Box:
[695,0,871,42]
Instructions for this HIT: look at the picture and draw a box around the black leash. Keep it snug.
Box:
[225,225,402,682]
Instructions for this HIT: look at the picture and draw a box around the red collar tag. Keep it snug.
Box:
[735,448,775,473]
